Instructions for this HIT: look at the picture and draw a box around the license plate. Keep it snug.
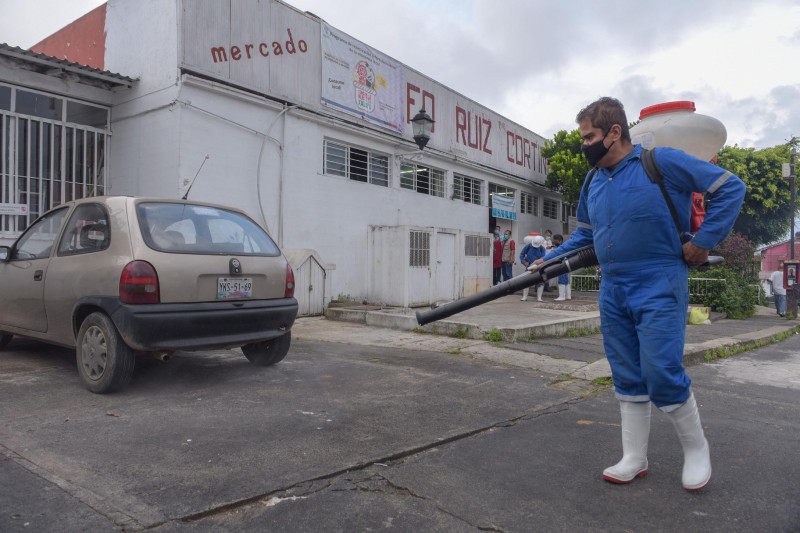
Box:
[217,277,253,299]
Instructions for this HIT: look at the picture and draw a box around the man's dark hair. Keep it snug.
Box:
[553,234,564,242]
[576,97,631,142]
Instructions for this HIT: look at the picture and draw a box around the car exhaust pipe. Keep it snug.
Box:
[151,351,172,362]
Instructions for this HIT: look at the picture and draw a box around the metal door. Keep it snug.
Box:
[434,232,456,302]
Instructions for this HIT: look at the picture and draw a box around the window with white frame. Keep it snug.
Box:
[323,139,389,187]
[0,84,110,235]
[521,191,538,215]
[465,234,490,257]
[453,174,482,205]
[400,163,445,197]
[543,198,559,219]
[409,230,430,267]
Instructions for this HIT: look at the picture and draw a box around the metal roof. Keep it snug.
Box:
[0,42,135,88]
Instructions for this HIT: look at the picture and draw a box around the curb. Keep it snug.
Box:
[683,324,800,367]
[324,306,602,341]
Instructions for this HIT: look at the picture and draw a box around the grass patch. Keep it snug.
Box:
[484,328,504,342]
[447,348,462,355]
[450,326,468,339]
[702,326,800,362]
[566,327,600,337]
[592,376,614,387]
[411,327,427,334]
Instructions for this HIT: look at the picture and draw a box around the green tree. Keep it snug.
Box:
[715,144,794,247]
[541,129,590,206]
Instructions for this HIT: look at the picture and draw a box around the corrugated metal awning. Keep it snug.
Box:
[0,42,135,88]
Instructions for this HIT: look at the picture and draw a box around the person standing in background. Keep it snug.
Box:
[770,261,786,317]
[551,234,571,301]
[492,226,503,285]
[501,229,516,281]
[519,233,547,301]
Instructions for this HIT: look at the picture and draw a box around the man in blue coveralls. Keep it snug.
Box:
[531,97,745,491]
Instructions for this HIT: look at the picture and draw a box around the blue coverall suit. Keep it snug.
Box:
[543,145,745,409]
[520,243,546,267]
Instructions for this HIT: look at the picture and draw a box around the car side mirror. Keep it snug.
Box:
[0,246,9,262]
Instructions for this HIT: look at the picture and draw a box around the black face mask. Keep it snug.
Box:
[581,130,615,168]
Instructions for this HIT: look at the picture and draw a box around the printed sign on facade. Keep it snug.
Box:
[491,194,517,221]
[321,23,404,133]
[0,204,28,216]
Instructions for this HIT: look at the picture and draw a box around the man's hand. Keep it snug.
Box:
[527,258,545,272]
[682,241,709,266]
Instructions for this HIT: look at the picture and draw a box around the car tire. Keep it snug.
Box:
[76,312,136,393]
[0,333,12,350]
[242,331,291,367]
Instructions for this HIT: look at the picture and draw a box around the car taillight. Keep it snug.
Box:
[119,261,160,304]
[285,263,295,298]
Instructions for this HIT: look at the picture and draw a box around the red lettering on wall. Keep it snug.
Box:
[456,106,467,146]
[456,106,492,154]
[210,28,308,63]
[506,130,541,169]
[482,118,492,155]
[407,83,436,133]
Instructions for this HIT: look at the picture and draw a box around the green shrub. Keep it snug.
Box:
[689,265,756,319]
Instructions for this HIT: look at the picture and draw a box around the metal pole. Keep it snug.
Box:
[789,141,798,317]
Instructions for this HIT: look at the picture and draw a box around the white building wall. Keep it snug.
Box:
[97,0,565,305]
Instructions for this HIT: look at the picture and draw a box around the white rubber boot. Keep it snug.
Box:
[566,283,572,300]
[603,401,650,484]
[521,287,529,301]
[536,285,543,302]
[555,285,566,301]
[667,393,712,491]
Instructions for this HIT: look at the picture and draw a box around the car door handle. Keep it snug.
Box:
[34,270,43,281]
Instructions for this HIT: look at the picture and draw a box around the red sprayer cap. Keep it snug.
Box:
[639,101,696,120]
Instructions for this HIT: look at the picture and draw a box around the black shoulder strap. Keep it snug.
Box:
[641,148,683,238]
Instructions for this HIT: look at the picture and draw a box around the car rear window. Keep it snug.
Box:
[137,203,280,256]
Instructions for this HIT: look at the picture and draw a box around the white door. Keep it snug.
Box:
[296,257,326,316]
[434,232,456,302]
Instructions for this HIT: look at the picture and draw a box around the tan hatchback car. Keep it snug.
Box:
[0,197,298,393]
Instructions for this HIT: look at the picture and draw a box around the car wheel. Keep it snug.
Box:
[242,331,291,367]
[0,333,12,350]
[76,312,136,393]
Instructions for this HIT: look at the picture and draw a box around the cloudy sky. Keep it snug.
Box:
[2,0,798,149]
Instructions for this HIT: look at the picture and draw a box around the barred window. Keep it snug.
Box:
[521,192,538,215]
[400,163,445,197]
[543,198,559,219]
[453,174,482,205]
[409,231,430,267]
[323,140,389,187]
[1,85,110,236]
[465,235,490,257]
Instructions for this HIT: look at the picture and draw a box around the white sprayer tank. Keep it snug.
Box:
[629,101,726,161]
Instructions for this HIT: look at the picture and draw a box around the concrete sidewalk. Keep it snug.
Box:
[294,291,800,383]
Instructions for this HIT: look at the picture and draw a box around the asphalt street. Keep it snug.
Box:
[0,330,798,532]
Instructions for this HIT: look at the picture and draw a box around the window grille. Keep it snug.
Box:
[1,84,110,236]
[323,139,389,187]
[409,230,430,267]
[400,163,445,197]
[521,192,538,215]
[465,235,490,257]
[453,174,482,205]
[543,198,559,219]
